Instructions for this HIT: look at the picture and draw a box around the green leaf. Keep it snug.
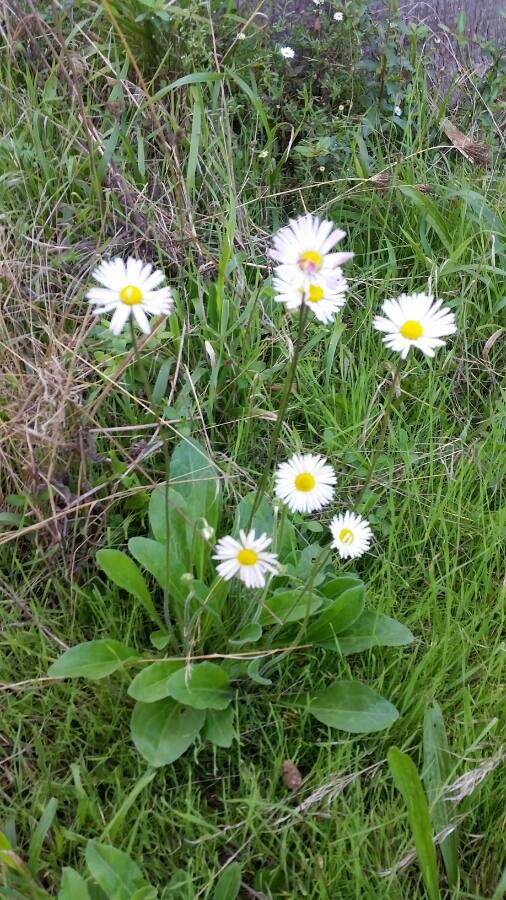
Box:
[128,536,187,601]
[58,868,90,900]
[423,704,459,886]
[236,493,273,539]
[48,640,139,680]
[127,661,184,702]
[131,698,205,766]
[213,862,242,900]
[259,590,323,626]
[319,575,363,599]
[28,797,57,875]
[205,707,235,748]
[166,662,231,710]
[306,585,364,644]
[387,747,441,900]
[148,487,191,565]
[306,679,399,733]
[85,841,154,900]
[169,438,221,529]
[247,657,271,685]
[321,610,414,655]
[228,623,262,647]
[96,549,163,628]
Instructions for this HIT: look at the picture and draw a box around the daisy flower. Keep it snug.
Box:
[333,10,344,20]
[330,512,372,560]
[274,453,336,514]
[272,269,348,324]
[373,291,457,359]
[280,46,295,59]
[213,529,279,589]
[87,257,173,336]
[394,105,402,117]
[269,213,353,284]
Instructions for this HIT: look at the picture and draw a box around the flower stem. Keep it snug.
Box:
[359,362,402,499]
[247,304,308,528]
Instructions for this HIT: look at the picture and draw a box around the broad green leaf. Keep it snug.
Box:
[48,640,139,680]
[213,862,242,900]
[236,494,273,540]
[128,537,187,601]
[228,623,262,647]
[306,585,364,644]
[58,868,90,900]
[85,841,153,900]
[169,438,221,529]
[306,679,399,733]
[166,662,231,710]
[319,575,362,599]
[127,661,184,702]
[205,707,235,748]
[423,704,459,886]
[388,748,441,900]
[150,630,171,650]
[148,487,191,569]
[131,698,205,766]
[259,590,323,626]
[96,549,162,628]
[321,610,414,655]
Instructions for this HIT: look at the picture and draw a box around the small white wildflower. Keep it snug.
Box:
[274,453,336,514]
[333,11,344,21]
[394,105,402,117]
[280,46,295,59]
[269,213,353,285]
[313,0,325,6]
[258,149,269,158]
[373,292,457,359]
[87,257,173,336]
[214,530,279,589]
[330,512,373,560]
[338,104,345,112]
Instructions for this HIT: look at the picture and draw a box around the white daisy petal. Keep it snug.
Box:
[269,213,353,291]
[274,452,336,514]
[272,270,348,325]
[373,290,457,358]
[330,512,373,560]
[213,529,279,589]
[86,256,174,336]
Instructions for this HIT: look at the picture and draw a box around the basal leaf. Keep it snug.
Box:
[306,584,364,644]
[48,640,139,680]
[259,589,323,627]
[205,707,235,748]
[166,662,231,710]
[131,698,205,766]
[306,679,399,733]
[128,536,187,601]
[321,610,414,655]
[128,661,184,702]
[212,862,242,900]
[96,549,163,628]
[85,841,153,900]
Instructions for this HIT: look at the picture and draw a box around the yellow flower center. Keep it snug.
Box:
[339,528,354,545]
[307,284,325,303]
[119,284,143,305]
[294,472,316,492]
[400,319,423,340]
[298,249,323,274]
[236,548,258,566]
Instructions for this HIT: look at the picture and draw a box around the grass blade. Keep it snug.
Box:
[423,703,459,886]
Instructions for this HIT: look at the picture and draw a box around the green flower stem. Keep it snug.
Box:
[128,319,176,647]
[359,361,402,500]
[247,304,308,529]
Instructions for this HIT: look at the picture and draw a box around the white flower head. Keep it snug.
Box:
[373,292,457,359]
[330,512,372,560]
[313,0,324,6]
[394,105,402,117]
[269,213,353,286]
[280,46,295,59]
[258,148,269,158]
[333,10,344,20]
[274,453,336,514]
[87,257,173,336]
[213,529,279,589]
[272,268,348,324]
[237,31,246,40]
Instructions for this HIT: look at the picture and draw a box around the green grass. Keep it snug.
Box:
[0,1,505,897]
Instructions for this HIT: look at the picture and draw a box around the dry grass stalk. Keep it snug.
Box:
[442,118,492,165]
